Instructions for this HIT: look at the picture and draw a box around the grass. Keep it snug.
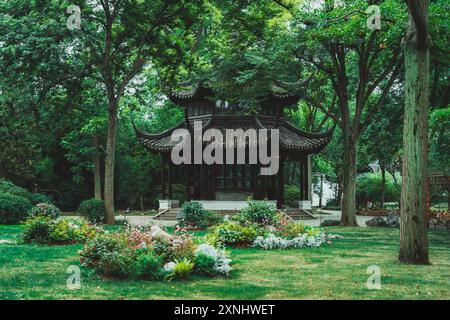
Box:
[0,225,449,300]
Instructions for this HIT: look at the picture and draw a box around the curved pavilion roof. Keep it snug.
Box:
[133,115,334,155]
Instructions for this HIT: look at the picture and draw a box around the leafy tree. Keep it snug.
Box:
[76,0,204,223]
[360,93,403,207]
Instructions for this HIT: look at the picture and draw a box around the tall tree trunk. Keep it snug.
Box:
[93,135,102,200]
[336,174,343,205]
[104,99,118,225]
[399,0,430,264]
[380,163,386,208]
[341,133,358,226]
[319,174,324,208]
[447,186,450,211]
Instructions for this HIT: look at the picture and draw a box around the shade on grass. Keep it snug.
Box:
[0,226,449,300]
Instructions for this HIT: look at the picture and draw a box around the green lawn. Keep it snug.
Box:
[0,225,449,300]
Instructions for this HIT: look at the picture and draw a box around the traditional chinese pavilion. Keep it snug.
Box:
[134,83,333,213]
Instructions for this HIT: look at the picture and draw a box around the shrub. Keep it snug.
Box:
[194,244,232,275]
[179,201,223,229]
[18,215,54,244]
[171,236,196,262]
[209,222,262,247]
[0,192,33,224]
[320,219,341,227]
[275,221,306,238]
[77,199,105,223]
[28,203,61,219]
[80,233,124,268]
[134,253,164,280]
[0,180,32,201]
[99,248,136,278]
[30,193,52,205]
[233,200,280,227]
[18,216,101,245]
[195,253,216,275]
[356,172,401,206]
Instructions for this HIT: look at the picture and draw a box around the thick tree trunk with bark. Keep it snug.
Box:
[104,99,118,225]
[93,135,102,200]
[341,133,358,226]
[399,0,430,264]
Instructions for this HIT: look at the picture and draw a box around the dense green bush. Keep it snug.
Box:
[28,203,61,219]
[77,199,105,223]
[233,200,280,226]
[134,253,164,280]
[18,216,54,244]
[17,216,100,244]
[320,219,341,227]
[30,193,52,205]
[194,253,216,275]
[356,173,401,206]
[179,201,223,229]
[0,192,33,224]
[275,221,307,238]
[208,222,263,247]
[0,179,32,201]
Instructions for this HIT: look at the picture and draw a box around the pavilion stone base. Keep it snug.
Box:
[197,200,277,211]
[299,200,312,210]
[159,200,173,211]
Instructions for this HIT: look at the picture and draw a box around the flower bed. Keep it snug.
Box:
[79,224,231,280]
[207,200,342,250]
[253,233,342,250]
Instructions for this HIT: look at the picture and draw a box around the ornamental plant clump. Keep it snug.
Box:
[28,203,61,219]
[179,201,223,230]
[17,216,101,245]
[0,192,33,224]
[79,224,232,281]
[208,222,263,247]
[77,198,106,224]
[207,200,342,250]
[194,244,232,275]
[253,233,343,250]
[233,200,280,227]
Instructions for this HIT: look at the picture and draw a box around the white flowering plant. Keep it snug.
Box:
[194,244,232,275]
[253,232,343,250]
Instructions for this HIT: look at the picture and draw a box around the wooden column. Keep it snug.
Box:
[251,165,257,199]
[168,161,173,200]
[161,154,166,199]
[277,156,285,208]
[185,164,191,201]
[299,160,304,200]
[306,155,311,201]
[199,164,204,199]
